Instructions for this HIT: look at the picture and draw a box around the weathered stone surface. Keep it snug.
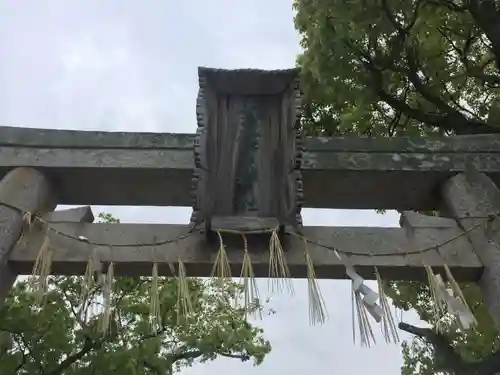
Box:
[9,221,482,281]
[0,126,193,207]
[197,67,299,95]
[4,125,498,152]
[400,211,477,272]
[210,216,280,232]
[442,169,500,329]
[0,125,193,149]
[2,125,500,209]
[0,167,56,305]
[306,134,500,153]
[400,210,459,228]
[44,206,94,223]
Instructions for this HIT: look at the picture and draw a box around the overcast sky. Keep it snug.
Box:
[0,1,423,374]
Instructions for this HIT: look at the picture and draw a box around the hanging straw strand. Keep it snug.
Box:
[303,239,327,325]
[177,259,193,325]
[239,233,261,319]
[100,261,114,334]
[29,234,53,306]
[374,267,400,344]
[150,262,162,334]
[445,265,475,317]
[353,287,376,348]
[268,228,294,295]
[424,265,448,333]
[211,231,232,286]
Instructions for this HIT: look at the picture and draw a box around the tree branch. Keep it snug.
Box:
[43,338,103,375]
[405,46,459,115]
[466,0,500,73]
[167,346,251,365]
[437,25,500,89]
[10,336,28,375]
[427,0,467,12]
[222,353,251,361]
[381,0,421,35]
[9,330,45,374]
[348,39,499,134]
[376,11,494,131]
[12,348,27,375]
[399,322,500,375]
[327,3,500,135]
[142,359,165,375]
[326,23,482,134]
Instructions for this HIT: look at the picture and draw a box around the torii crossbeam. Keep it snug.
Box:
[2,124,500,210]
[1,67,500,331]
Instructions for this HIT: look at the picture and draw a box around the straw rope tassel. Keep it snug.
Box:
[211,231,232,286]
[425,265,448,333]
[443,264,477,330]
[150,262,162,334]
[332,248,375,347]
[374,267,400,344]
[304,239,327,325]
[29,234,53,306]
[268,228,294,295]
[81,253,94,303]
[18,211,35,247]
[240,233,261,319]
[177,259,193,325]
[352,284,376,348]
[100,262,114,334]
[79,244,102,319]
[351,283,356,345]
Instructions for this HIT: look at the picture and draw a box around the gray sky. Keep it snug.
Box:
[0,1,423,374]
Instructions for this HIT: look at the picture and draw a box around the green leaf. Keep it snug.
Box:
[0,213,271,374]
[295,1,500,372]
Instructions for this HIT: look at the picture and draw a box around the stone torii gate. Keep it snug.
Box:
[1,67,500,333]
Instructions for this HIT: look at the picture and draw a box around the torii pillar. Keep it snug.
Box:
[443,168,500,330]
[0,167,56,305]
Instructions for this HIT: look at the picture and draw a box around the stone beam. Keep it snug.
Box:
[9,218,483,281]
[44,206,95,223]
[2,126,500,210]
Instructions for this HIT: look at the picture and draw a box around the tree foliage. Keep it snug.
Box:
[0,213,271,374]
[386,282,500,375]
[294,1,500,374]
[295,0,500,137]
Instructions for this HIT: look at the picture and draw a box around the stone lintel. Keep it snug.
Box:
[10,221,483,281]
[2,126,500,209]
[399,211,478,279]
[44,206,95,223]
